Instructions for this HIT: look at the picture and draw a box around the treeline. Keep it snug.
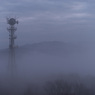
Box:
[0,75,95,95]
[23,79,94,95]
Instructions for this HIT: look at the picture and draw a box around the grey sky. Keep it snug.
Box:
[0,0,95,49]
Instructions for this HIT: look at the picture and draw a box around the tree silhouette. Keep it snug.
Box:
[44,79,92,95]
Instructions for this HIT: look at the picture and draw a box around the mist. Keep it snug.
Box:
[0,41,95,94]
[0,0,95,94]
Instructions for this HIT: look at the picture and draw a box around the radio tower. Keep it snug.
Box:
[7,18,18,75]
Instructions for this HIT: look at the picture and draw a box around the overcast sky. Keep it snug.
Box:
[0,0,95,49]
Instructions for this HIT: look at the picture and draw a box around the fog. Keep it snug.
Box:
[0,41,95,94]
[0,0,95,94]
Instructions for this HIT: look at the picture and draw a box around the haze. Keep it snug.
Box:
[0,0,95,48]
[0,0,95,95]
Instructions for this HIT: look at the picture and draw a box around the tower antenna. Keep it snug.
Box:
[7,17,18,75]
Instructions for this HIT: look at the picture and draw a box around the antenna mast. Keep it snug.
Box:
[7,18,18,75]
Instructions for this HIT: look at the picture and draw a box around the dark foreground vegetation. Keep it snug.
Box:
[0,75,95,95]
